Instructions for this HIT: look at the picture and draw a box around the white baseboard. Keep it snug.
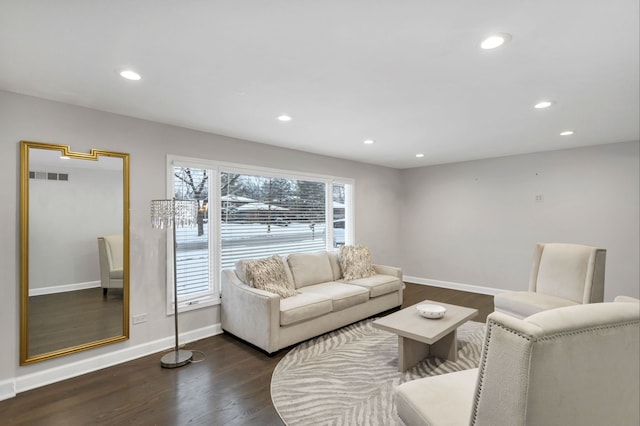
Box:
[10,322,223,399]
[29,281,101,297]
[0,378,15,401]
[403,275,504,296]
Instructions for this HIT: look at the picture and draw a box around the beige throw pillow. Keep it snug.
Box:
[245,255,298,298]
[339,245,377,280]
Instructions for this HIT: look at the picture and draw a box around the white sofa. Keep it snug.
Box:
[395,300,640,426]
[221,250,404,353]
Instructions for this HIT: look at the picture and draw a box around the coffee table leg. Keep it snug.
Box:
[398,336,430,372]
[430,330,458,362]
[397,330,460,371]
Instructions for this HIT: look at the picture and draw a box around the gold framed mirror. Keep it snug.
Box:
[20,141,130,365]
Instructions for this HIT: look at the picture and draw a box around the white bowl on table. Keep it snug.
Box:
[416,303,447,319]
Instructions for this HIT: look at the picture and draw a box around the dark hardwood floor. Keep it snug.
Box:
[29,287,123,356]
[0,283,494,426]
[402,282,494,322]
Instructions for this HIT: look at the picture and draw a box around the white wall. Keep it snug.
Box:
[29,166,122,291]
[400,141,640,301]
[0,90,402,399]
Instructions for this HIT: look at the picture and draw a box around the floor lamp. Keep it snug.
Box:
[151,198,198,368]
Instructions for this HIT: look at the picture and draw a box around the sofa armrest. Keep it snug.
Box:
[221,269,281,353]
[373,264,403,279]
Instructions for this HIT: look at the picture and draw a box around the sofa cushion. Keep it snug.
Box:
[244,255,298,298]
[339,245,376,280]
[287,251,335,289]
[280,292,333,326]
[234,259,254,284]
[299,282,370,311]
[327,250,343,280]
[343,274,403,298]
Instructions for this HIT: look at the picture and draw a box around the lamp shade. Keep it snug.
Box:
[150,199,198,229]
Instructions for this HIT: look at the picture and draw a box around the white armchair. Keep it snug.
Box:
[97,234,124,296]
[395,301,640,426]
[494,242,606,319]
[615,295,640,303]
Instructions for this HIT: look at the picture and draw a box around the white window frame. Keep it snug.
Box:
[165,155,355,314]
[165,157,218,314]
[329,178,355,248]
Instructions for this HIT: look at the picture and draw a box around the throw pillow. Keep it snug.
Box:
[339,245,377,280]
[245,255,298,298]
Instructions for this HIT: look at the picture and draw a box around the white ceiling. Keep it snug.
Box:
[1,0,638,169]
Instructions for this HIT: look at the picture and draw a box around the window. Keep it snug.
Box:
[167,157,354,313]
[170,165,215,311]
[332,182,348,247]
[222,172,325,269]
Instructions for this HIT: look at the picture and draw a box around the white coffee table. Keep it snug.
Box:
[372,300,478,372]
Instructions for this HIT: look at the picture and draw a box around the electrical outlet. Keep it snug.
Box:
[132,313,148,324]
[535,194,544,203]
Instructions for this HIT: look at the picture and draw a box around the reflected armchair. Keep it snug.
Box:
[494,242,606,319]
[97,234,124,296]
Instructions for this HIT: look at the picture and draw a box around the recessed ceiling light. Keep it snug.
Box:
[277,114,292,122]
[560,130,575,136]
[534,100,555,109]
[480,33,512,50]
[363,139,375,145]
[415,153,425,158]
[119,70,141,81]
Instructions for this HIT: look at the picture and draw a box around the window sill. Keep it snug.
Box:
[167,296,221,315]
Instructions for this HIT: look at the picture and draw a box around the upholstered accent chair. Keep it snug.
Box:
[615,295,640,303]
[97,235,124,296]
[494,242,606,319]
[395,301,640,426]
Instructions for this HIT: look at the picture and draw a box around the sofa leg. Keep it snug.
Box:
[103,288,108,297]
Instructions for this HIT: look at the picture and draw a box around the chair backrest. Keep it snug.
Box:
[471,303,639,426]
[98,234,123,271]
[529,242,606,303]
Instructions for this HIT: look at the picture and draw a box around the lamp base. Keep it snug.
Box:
[160,349,193,368]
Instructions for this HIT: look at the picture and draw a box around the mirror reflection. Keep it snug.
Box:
[20,141,130,364]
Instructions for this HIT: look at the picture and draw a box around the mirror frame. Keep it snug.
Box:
[19,140,130,365]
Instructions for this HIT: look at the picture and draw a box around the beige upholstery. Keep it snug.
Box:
[614,295,640,303]
[97,235,124,296]
[494,242,606,319]
[395,301,640,426]
[287,251,335,288]
[221,250,404,353]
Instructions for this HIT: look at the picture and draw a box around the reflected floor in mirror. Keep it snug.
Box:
[28,288,123,356]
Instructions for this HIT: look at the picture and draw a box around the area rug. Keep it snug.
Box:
[271,318,485,426]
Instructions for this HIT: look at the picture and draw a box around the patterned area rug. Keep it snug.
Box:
[271,318,485,426]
